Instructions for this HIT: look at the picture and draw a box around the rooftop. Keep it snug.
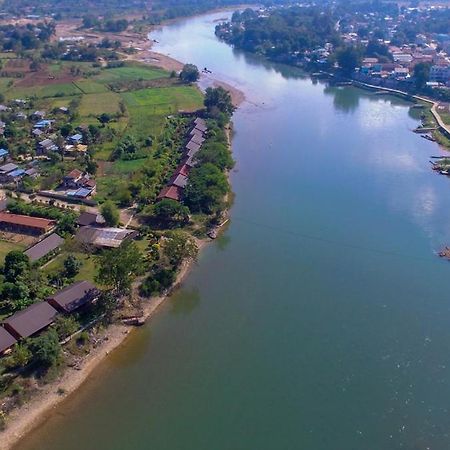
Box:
[47,280,98,313]
[3,302,58,339]
[0,327,17,353]
[24,233,64,262]
[0,212,56,230]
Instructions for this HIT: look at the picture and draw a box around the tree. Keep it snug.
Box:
[101,200,120,226]
[4,251,30,282]
[150,199,189,225]
[54,316,78,339]
[184,163,229,213]
[180,64,200,83]
[336,46,362,74]
[414,62,431,90]
[161,230,198,269]
[204,87,235,117]
[30,329,62,368]
[98,113,112,125]
[56,213,76,235]
[96,241,144,294]
[63,255,81,278]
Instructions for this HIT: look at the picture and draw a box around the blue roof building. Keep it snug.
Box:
[0,148,9,158]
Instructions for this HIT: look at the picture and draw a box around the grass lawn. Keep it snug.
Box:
[0,240,26,264]
[42,252,98,284]
[109,158,149,174]
[78,92,122,116]
[95,65,168,83]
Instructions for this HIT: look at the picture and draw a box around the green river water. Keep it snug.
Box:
[14,11,450,450]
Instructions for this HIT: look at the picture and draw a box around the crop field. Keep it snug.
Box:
[79,92,122,116]
[95,65,169,83]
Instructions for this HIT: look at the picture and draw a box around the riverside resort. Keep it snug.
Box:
[1,1,450,449]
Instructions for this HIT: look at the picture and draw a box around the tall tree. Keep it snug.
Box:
[96,241,144,294]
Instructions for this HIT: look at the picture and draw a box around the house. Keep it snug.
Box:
[3,302,58,339]
[76,211,105,227]
[24,233,64,262]
[63,170,96,196]
[157,185,182,201]
[47,281,99,313]
[58,107,69,114]
[0,148,9,158]
[63,169,83,188]
[0,327,17,355]
[186,140,201,154]
[0,212,56,236]
[4,168,25,183]
[24,168,39,178]
[0,105,10,112]
[75,226,138,248]
[37,138,58,155]
[0,163,18,182]
[32,128,44,138]
[175,163,191,177]
[191,134,205,145]
[31,110,46,120]
[170,173,188,189]
[34,120,53,129]
[15,112,27,121]
[68,133,83,145]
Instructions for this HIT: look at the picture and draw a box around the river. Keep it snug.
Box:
[15,11,450,450]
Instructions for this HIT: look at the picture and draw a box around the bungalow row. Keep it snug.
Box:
[0,281,99,355]
[157,117,208,202]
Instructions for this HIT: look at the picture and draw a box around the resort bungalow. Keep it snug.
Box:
[0,327,17,356]
[47,280,99,313]
[186,140,201,154]
[190,134,205,145]
[0,212,56,236]
[3,302,58,339]
[24,233,64,262]
[170,173,188,189]
[157,185,182,202]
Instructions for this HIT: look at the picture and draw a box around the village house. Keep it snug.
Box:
[68,133,83,145]
[3,302,58,340]
[0,162,18,182]
[31,110,46,121]
[0,212,56,236]
[37,138,58,155]
[0,148,9,159]
[62,169,96,197]
[47,281,99,313]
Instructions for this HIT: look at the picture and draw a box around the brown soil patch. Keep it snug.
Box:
[15,65,79,87]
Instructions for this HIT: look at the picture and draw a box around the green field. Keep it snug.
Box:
[79,92,122,116]
[73,80,111,94]
[7,82,83,99]
[95,65,169,83]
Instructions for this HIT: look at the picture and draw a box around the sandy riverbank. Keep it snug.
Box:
[2,239,207,450]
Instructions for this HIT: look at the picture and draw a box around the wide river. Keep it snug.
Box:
[15,11,450,450]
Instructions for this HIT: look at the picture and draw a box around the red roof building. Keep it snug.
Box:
[0,212,56,236]
[157,185,182,201]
